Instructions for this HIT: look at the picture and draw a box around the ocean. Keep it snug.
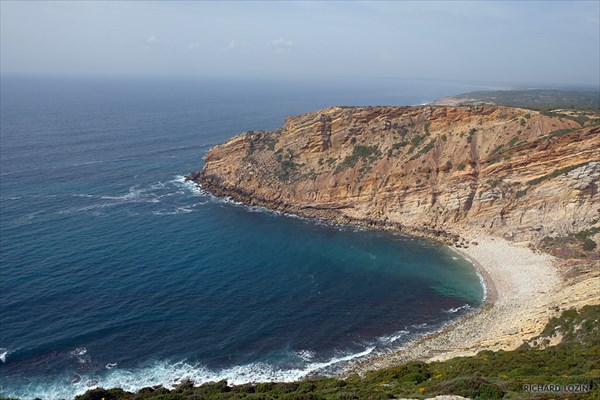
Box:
[0,76,484,399]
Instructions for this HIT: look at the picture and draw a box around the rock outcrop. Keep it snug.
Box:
[191,105,599,243]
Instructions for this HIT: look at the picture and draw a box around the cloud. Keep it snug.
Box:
[188,42,200,50]
[143,34,170,50]
[143,35,157,49]
[269,37,294,53]
[221,39,236,52]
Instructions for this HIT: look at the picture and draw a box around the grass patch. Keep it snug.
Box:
[490,144,504,156]
[540,226,600,258]
[508,136,519,147]
[387,142,408,158]
[335,145,382,173]
[277,159,301,181]
[575,227,600,240]
[409,139,436,161]
[407,134,426,154]
[542,111,592,126]
[546,128,577,140]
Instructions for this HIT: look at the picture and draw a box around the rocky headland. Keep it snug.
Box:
[188,104,600,370]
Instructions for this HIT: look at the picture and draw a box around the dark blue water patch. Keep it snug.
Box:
[0,77,484,399]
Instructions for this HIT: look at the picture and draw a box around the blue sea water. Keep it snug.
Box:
[0,77,484,399]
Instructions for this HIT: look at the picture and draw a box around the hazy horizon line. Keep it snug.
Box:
[1,72,599,92]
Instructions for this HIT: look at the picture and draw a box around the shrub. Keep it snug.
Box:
[407,134,426,153]
[266,139,277,151]
[583,238,597,251]
[434,376,504,399]
[336,145,381,172]
[516,189,527,199]
[490,144,504,156]
[278,159,300,181]
[409,139,436,161]
[467,128,477,144]
[75,388,131,400]
[575,226,600,240]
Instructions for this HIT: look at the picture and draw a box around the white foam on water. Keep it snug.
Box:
[180,177,369,234]
[295,350,315,361]
[476,265,488,302]
[446,249,488,302]
[67,347,92,365]
[459,254,489,302]
[178,177,369,236]
[444,304,473,313]
[59,180,186,215]
[0,348,9,363]
[10,211,44,227]
[378,330,410,344]
[2,348,376,400]
[100,186,151,202]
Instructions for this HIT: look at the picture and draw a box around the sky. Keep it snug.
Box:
[1,0,599,86]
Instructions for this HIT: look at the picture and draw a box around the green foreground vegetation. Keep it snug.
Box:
[3,305,594,400]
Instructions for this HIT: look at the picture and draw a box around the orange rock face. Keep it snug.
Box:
[195,105,599,242]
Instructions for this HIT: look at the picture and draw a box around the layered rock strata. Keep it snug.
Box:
[190,105,599,243]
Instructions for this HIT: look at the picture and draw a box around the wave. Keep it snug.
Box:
[152,206,199,216]
[295,350,315,362]
[444,304,473,313]
[58,181,183,215]
[461,255,488,302]
[69,156,146,167]
[378,330,410,344]
[0,348,10,363]
[1,347,375,400]
[1,194,60,201]
[99,186,160,203]
[475,265,488,301]
[179,177,369,234]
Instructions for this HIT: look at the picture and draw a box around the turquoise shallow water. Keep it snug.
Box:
[0,77,483,399]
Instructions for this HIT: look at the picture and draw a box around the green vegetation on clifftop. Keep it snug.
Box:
[440,89,600,111]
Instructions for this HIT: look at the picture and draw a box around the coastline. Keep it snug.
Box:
[346,234,600,375]
[192,179,600,377]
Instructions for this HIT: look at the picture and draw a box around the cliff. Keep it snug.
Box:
[191,105,599,244]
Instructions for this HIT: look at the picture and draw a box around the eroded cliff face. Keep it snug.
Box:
[192,105,599,243]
